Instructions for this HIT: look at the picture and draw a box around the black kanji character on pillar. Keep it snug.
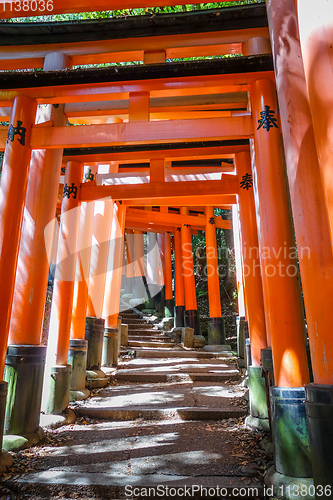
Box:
[63,182,78,200]
[208,217,215,225]
[84,168,94,182]
[257,105,279,131]
[240,173,253,190]
[7,120,27,146]
[176,227,181,232]
[183,224,190,228]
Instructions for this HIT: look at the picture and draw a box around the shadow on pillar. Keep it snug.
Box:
[184,309,201,336]
[4,345,46,438]
[174,305,185,327]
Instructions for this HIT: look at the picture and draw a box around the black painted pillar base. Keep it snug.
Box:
[85,317,105,370]
[174,305,185,327]
[207,317,226,345]
[165,299,174,318]
[45,364,71,415]
[245,365,270,432]
[245,337,252,367]
[305,383,333,492]
[0,381,7,450]
[68,339,90,402]
[102,327,118,368]
[4,345,46,435]
[124,276,134,294]
[141,275,152,303]
[134,276,146,298]
[184,309,201,336]
[236,316,246,359]
[270,386,312,478]
[145,283,160,310]
[154,286,165,315]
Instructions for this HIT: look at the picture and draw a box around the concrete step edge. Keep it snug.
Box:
[73,406,248,421]
[113,372,240,382]
[12,474,264,499]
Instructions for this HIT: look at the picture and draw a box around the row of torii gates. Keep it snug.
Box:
[0,0,333,496]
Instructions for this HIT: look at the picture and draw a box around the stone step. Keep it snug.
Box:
[134,348,235,359]
[74,405,247,421]
[120,313,141,320]
[127,323,155,330]
[128,329,164,336]
[128,335,174,342]
[123,318,150,324]
[113,371,240,383]
[128,340,176,348]
[121,319,148,325]
[13,474,263,499]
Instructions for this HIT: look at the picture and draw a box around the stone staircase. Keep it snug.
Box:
[120,310,177,350]
[4,311,268,500]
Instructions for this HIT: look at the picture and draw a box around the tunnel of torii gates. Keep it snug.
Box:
[0,0,332,493]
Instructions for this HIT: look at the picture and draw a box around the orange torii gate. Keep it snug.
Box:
[0,1,332,493]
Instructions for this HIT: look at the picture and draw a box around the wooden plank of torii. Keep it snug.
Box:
[123,196,235,207]
[125,208,232,229]
[80,175,238,202]
[0,116,252,150]
[0,67,274,106]
[62,144,249,164]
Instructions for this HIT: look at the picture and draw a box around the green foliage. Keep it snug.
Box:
[5,1,264,22]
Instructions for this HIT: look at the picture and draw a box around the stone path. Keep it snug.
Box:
[1,311,273,499]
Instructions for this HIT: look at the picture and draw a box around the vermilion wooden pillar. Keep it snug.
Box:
[101,202,126,368]
[125,229,134,295]
[235,152,267,366]
[164,231,174,318]
[205,207,225,346]
[103,202,126,329]
[0,96,37,377]
[71,165,97,340]
[0,96,36,450]
[48,161,83,366]
[297,1,333,241]
[133,230,145,299]
[43,161,83,414]
[9,54,69,348]
[174,228,185,327]
[155,232,166,315]
[268,0,333,487]
[250,79,309,388]
[181,207,200,335]
[86,196,114,319]
[146,232,160,310]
